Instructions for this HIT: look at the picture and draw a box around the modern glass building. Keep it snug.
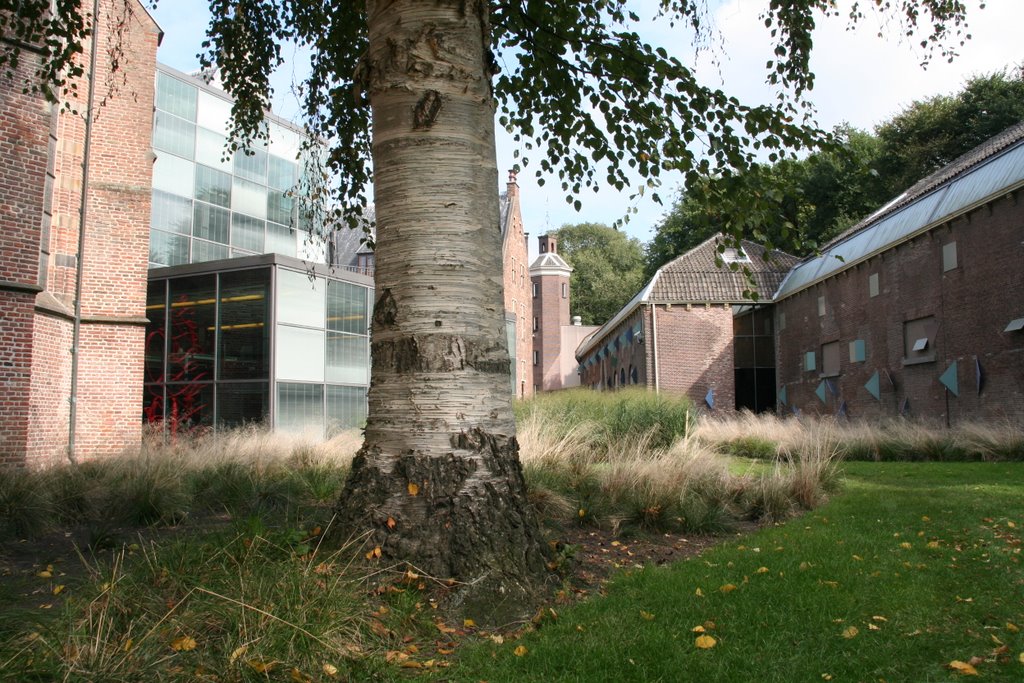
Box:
[145,254,372,436]
[146,65,371,437]
[149,64,325,267]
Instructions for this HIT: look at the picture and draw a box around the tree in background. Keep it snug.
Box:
[2,0,975,613]
[553,223,645,326]
[646,68,1024,277]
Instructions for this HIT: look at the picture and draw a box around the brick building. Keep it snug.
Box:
[576,237,796,411]
[500,172,532,398]
[0,1,161,465]
[774,122,1024,422]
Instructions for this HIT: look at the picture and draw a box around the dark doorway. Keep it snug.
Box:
[733,306,776,412]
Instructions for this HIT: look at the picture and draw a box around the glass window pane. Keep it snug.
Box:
[156,71,197,120]
[267,190,294,225]
[231,178,267,219]
[151,190,192,234]
[153,111,196,159]
[163,382,214,432]
[266,222,296,256]
[195,127,232,170]
[167,274,217,380]
[152,154,195,198]
[268,122,303,159]
[277,382,324,435]
[149,229,189,266]
[234,147,268,183]
[326,332,369,384]
[143,383,165,425]
[196,90,233,135]
[219,268,270,379]
[195,165,231,207]
[327,384,366,435]
[231,213,265,252]
[276,325,325,382]
[193,203,230,243]
[268,155,297,190]
[734,337,755,368]
[144,280,166,382]
[277,268,325,328]
[327,280,368,334]
[216,381,268,428]
[191,239,229,263]
[755,336,775,367]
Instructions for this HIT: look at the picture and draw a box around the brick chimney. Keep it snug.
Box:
[538,233,557,254]
[506,169,518,199]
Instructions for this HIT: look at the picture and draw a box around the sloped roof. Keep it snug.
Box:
[575,234,795,359]
[650,236,798,302]
[777,121,1024,299]
[529,251,572,273]
[499,191,511,238]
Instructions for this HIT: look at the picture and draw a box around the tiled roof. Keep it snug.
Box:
[650,236,798,302]
[529,251,572,272]
[499,191,510,238]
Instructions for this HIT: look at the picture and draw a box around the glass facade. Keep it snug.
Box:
[149,67,313,268]
[145,257,371,438]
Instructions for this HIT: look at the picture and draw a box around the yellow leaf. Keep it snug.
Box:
[691,625,705,633]
[926,541,940,549]
[229,645,247,663]
[872,615,888,622]
[435,621,457,634]
[291,667,312,682]
[407,482,419,496]
[695,588,704,597]
[868,623,881,631]
[639,610,654,621]
[852,555,863,561]
[719,584,737,593]
[514,645,528,657]
[695,635,717,649]
[245,659,277,673]
[822,675,832,681]
[899,542,912,549]
[123,638,133,652]
[841,626,859,639]
[171,636,197,652]
[799,561,811,570]
[322,663,339,677]
[922,516,930,522]
[463,618,476,628]
[399,661,423,669]
[365,546,381,560]
[1018,652,1024,665]
[1008,520,1017,528]
[1007,622,1020,633]
[490,634,504,645]
[755,566,769,574]
[578,508,586,518]
[36,570,52,578]
[386,517,396,529]
[52,585,65,595]
[948,660,979,676]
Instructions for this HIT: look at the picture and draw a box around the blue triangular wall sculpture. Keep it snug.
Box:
[939,360,959,397]
[705,388,715,409]
[864,371,881,400]
[778,386,788,406]
[815,381,828,404]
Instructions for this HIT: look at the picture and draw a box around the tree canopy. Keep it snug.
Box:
[553,223,645,326]
[645,67,1024,277]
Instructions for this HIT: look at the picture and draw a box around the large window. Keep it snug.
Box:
[821,340,840,377]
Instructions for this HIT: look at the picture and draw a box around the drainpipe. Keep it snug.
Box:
[651,303,659,393]
[68,0,102,463]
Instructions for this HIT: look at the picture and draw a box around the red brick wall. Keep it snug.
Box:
[578,309,647,390]
[0,39,51,463]
[651,304,736,412]
[776,192,1024,422]
[1,0,159,464]
[531,239,571,391]
[501,179,532,398]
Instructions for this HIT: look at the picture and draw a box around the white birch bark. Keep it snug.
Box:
[336,0,547,617]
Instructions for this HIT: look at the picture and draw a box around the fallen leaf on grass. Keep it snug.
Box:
[1007,622,1020,633]
[695,635,717,649]
[229,645,247,663]
[245,659,277,673]
[927,541,940,549]
[755,566,769,574]
[52,585,65,595]
[290,667,312,682]
[899,542,912,549]
[514,645,528,657]
[947,660,979,675]
[872,616,888,622]
[1018,652,1024,665]
[171,636,197,652]
[365,546,381,560]
[719,584,737,593]
[841,626,859,639]
[489,634,504,645]
[386,517,396,529]
[692,625,705,633]
[463,618,476,628]
[695,588,704,597]
[640,610,655,621]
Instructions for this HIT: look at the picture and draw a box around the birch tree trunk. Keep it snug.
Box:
[335,0,548,616]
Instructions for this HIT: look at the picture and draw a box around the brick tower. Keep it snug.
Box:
[529,234,573,392]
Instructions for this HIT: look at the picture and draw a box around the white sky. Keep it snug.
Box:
[148,0,1023,255]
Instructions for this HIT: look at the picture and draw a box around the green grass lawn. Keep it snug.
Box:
[452,462,1024,682]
